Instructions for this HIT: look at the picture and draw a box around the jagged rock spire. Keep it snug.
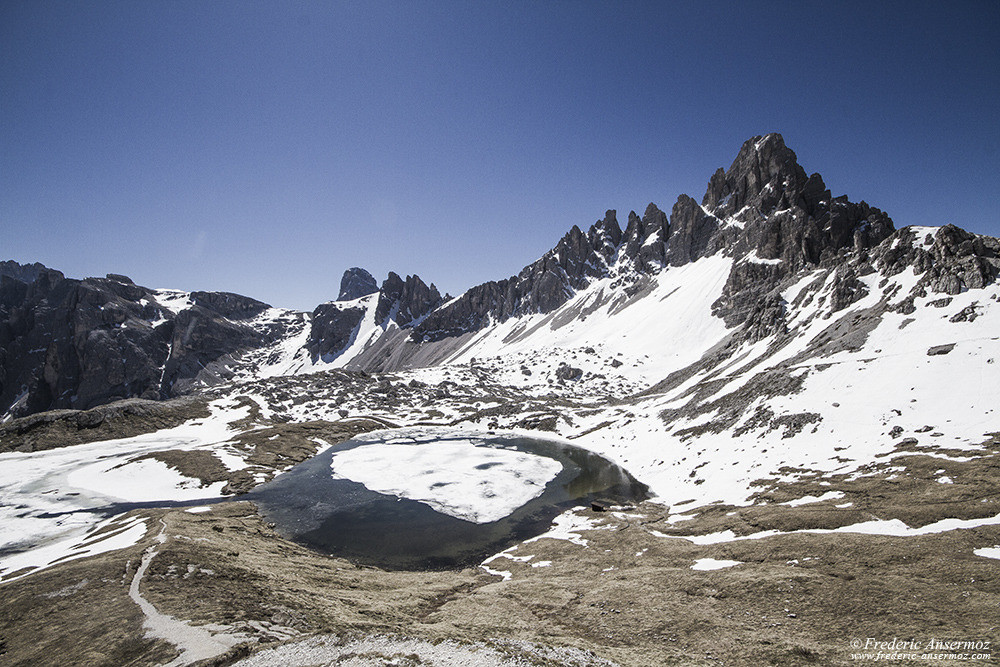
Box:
[375,272,442,327]
[337,267,379,301]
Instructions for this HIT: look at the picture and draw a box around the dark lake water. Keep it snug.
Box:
[247,430,649,570]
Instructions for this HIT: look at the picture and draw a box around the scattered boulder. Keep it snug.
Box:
[555,365,583,381]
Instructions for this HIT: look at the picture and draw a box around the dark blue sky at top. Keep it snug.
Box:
[2,1,998,310]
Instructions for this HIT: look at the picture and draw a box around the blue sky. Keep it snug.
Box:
[3,1,998,310]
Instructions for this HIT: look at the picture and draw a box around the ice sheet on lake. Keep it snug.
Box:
[330,440,563,524]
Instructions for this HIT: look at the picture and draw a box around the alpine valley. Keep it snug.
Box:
[1,135,998,666]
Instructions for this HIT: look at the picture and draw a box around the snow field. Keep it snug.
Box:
[0,396,256,579]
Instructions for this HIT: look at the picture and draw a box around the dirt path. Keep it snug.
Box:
[128,520,246,666]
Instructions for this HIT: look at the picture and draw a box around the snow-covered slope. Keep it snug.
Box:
[3,132,998,587]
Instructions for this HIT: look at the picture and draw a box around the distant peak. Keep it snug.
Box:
[337,267,379,301]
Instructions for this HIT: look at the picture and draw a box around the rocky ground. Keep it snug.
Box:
[0,433,997,666]
[1,338,998,667]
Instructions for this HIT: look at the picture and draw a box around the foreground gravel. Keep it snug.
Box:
[229,633,618,667]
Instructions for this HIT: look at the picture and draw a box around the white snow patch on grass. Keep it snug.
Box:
[524,508,612,547]
[691,558,742,571]
[0,397,250,569]
[783,491,845,507]
[67,458,226,503]
[673,512,1000,545]
[0,515,149,583]
[973,546,1000,560]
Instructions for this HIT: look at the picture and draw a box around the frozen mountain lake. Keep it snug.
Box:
[248,428,649,569]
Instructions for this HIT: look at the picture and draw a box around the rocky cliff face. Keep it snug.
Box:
[414,134,897,345]
[0,266,287,419]
[695,134,895,340]
[374,272,443,327]
[306,301,367,361]
[413,210,630,342]
[0,260,52,285]
[7,134,998,418]
[337,268,379,301]
[305,270,444,361]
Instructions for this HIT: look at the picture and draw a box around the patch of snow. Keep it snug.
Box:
[973,546,1000,560]
[152,289,193,314]
[783,491,845,507]
[673,512,1000,545]
[524,508,611,547]
[691,558,742,571]
[0,515,149,583]
[741,251,782,265]
[0,397,250,569]
[68,458,226,503]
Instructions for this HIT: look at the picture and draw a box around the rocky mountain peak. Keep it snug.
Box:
[591,209,621,241]
[616,204,669,271]
[337,267,379,301]
[0,260,61,286]
[374,272,442,327]
[702,133,808,216]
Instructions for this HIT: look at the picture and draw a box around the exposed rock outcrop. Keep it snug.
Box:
[306,302,366,360]
[0,260,54,285]
[414,211,626,342]
[337,267,379,301]
[374,272,442,327]
[704,134,895,338]
[0,269,285,419]
[875,224,1000,295]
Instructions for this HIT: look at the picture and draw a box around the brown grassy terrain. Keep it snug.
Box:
[1,451,997,667]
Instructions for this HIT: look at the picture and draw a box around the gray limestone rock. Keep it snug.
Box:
[0,260,55,285]
[555,365,583,381]
[337,268,379,301]
[414,212,625,342]
[190,291,270,320]
[702,134,894,339]
[306,303,366,360]
[874,225,999,296]
[374,272,442,327]
[0,267,284,418]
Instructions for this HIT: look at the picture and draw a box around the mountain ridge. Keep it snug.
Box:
[2,134,998,420]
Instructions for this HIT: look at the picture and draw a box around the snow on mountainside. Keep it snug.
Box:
[2,134,999,666]
[177,134,999,512]
[3,132,1000,537]
[4,136,997,504]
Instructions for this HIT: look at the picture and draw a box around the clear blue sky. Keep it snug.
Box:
[3,1,998,310]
